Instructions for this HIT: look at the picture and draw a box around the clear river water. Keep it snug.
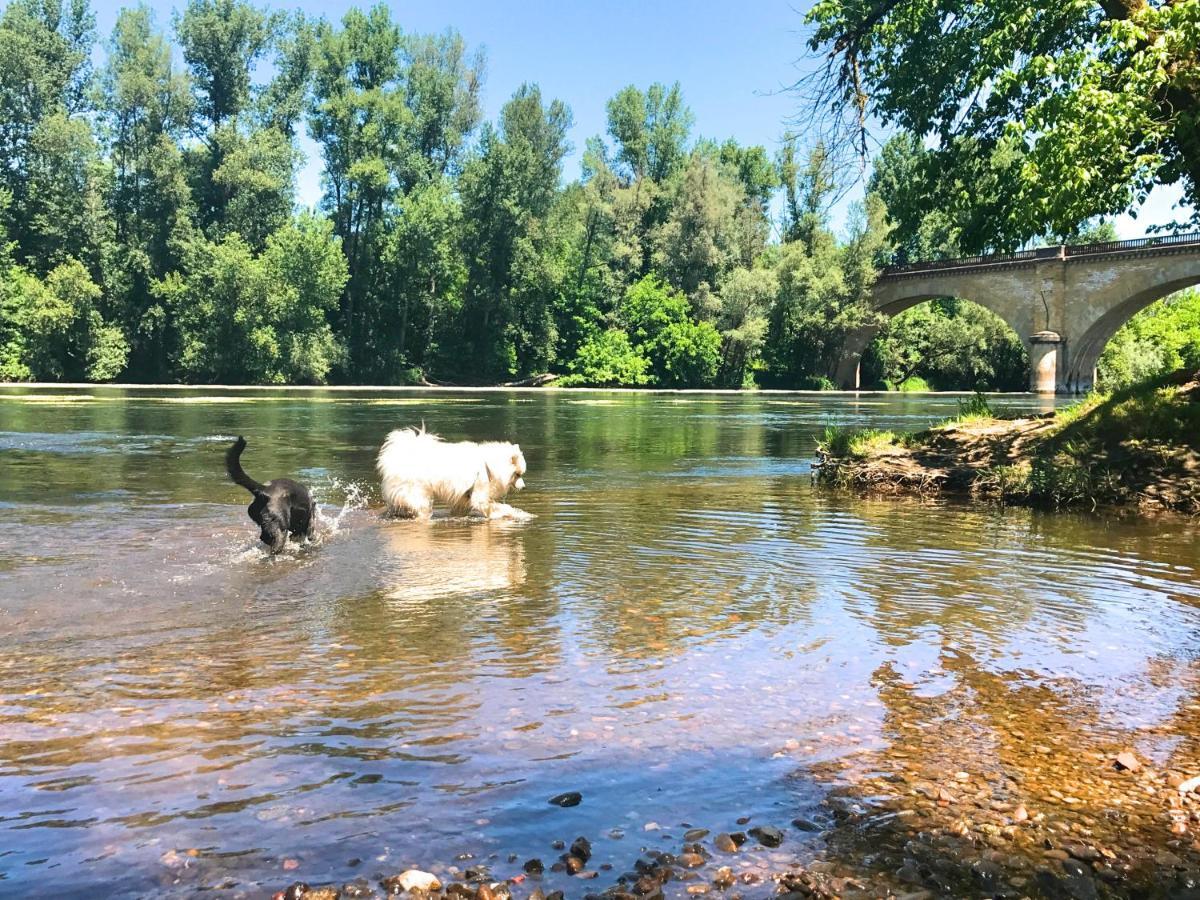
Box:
[2,387,1199,899]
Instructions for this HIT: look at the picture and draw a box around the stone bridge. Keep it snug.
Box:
[836,232,1200,393]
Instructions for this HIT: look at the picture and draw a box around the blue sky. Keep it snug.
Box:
[88,0,1188,239]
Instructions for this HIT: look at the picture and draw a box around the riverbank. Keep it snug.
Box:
[815,371,1200,515]
[1,381,1041,396]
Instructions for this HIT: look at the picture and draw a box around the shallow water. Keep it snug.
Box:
[1,387,1199,898]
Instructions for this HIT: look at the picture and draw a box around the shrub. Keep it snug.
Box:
[561,328,652,387]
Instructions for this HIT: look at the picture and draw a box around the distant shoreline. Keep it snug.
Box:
[0,382,1046,397]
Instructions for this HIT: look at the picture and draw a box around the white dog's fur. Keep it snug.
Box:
[377,426,528,519]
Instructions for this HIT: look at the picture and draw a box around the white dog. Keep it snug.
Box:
[377,426,529,519]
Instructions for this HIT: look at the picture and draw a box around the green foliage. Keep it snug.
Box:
[807,0,1200,249]
[897,376,931,393]
[820,425,898,459]
[13,0,1182,395]
[618,275,720,388]
[1098,289,1200,390]
[0,249,128,381]
[158,214,345,383]
[760,196,888,388]
[955,391,993,420]
[865,298,1029,392]
[560,327,650,387]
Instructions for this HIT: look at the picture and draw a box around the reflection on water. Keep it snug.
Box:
[0,387,1199,897]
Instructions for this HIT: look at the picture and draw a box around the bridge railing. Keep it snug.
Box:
[1064,230,1200,256]
[882,231,1200,276]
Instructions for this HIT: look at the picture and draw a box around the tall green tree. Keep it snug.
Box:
[0,0,101,271]
[458,84,572,378]
[100,4,195,379]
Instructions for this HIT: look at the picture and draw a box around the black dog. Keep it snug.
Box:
[225,436,317,553]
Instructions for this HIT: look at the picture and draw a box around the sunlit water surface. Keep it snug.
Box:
[1,388,1198,898]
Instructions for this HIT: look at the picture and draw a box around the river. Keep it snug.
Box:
[1,387,1199,898]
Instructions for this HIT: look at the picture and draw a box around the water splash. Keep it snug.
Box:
[313,477,372,538]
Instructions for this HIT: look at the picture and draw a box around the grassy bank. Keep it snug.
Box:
[815,371,1200,514]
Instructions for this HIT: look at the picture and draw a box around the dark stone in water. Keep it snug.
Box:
[713,833,738,853]
[736,816,750,825]
[791,817,822,832]
[549,792,582,807]
[551,840,565,851]
[683,828,709,842]
[570,836,593,863]
[545,893,565,900]
[678,853,705,868]
[633,875,662,896]
[564,855,585,875]
[523,858,545,874]
[749,825,784,848]
[280,884,309,900]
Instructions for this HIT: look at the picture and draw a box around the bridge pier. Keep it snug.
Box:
[1028,331,1064,393]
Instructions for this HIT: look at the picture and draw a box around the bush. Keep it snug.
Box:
[561,328,652,387]
[0,254,129,382]
[898,375,931,392]
[800,375,837,391]
[619,275,721,388]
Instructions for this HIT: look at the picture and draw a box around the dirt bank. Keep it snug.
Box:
[815,371,1200,515]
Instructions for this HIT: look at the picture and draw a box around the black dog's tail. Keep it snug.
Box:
[225,436,265,496]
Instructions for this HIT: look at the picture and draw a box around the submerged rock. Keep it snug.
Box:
[569,836,592,863]
[748,825,784,847]
[548,792,582,807]
[713,833,738,853]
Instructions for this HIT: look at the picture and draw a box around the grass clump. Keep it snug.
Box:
[955,391,993,420]
[820,426,899,459]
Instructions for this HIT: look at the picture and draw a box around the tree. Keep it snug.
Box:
[779,138,836,249]
[158,213,346,383]
[714,267,776,387]
[762,196,888,388]
[805,0,1200,250]
[1098,289,1200,389]
[864,299,1028,391]
[458,84,572,379]
[560,327,651,387]
[619,275,721,388]
[100,4,195,380]
[652,153,745,301]
[0,0,101,270]
[605,82,693,183]
[0,247,128,382]
[379,177,465,379]
[310,7,484,377]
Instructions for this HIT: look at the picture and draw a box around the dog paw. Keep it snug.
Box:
[489,504,534,521]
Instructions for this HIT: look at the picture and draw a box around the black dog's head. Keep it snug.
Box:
[258,507,290,554]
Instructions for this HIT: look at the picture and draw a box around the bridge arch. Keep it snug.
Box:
[1065,274,1200,393]
[837,274,1040,390]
